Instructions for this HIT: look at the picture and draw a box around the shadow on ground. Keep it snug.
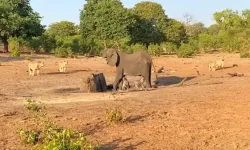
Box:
[156,76,196,86]
[46,69,91,75]
[99,138,146,150]
[54,88,81,93]
[0,55,47,63]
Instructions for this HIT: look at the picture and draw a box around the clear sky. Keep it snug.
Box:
[30,0,250,27]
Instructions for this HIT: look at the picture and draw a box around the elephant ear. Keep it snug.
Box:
[107,51,118,66]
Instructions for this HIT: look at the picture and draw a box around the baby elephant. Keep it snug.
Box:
[120,76,130,91]
[134,77,146,90]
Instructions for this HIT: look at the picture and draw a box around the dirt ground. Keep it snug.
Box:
[1,53,250,150]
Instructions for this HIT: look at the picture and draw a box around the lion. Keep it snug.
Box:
[28,61,44,76]
[58,61,68,73]
[208,59,224,71]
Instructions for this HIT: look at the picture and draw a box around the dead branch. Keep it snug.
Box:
[175,77,188,87]
[228,72,244,77]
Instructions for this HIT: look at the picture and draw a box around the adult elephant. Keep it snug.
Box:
[102,48,157,91]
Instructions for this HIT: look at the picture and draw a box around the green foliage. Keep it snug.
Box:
[40,34,57,53]
[21,100,97,150]
[9,37,21,57]
[28,37,41,52]
[0,0,44,51]
[38,128,96,150]
[177,41,197,58]
[46,21,78,37]
[127,44,146,53]
[185,22,206,38]
[106,107,123,123]
[240,52,250,58]
[198,33,218,53]
[130,1,167,47]
[148,44,161,56]
[161,42,178,54]
[165,19,187,44]
[55,47,73,58]
[80,0,132,41]
[24,99,43,112]
[19,130,40,144]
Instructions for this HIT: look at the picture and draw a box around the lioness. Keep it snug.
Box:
[208,59,224,71]
[58,61,68,73]
[28,61,44,76]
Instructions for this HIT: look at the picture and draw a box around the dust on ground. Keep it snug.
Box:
[1,53,250,150]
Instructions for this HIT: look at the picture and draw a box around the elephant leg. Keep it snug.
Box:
[143,64,152,88]
[113,69,123,91]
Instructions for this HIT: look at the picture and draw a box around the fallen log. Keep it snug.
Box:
[80,73,107,92]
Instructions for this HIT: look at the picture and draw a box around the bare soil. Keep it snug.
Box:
[1,53,250,150]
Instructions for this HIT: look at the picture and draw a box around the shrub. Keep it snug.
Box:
[9,37,21,57]
[129,44,146,53]
[240,52,250,58]
[161,42,178,54]
[28,37,41,52]
[19,130,40,145]
[148,44,161,56]
[40,34,57,53]
[177,42,197,58]
[20,100,97,150]
[55,47,73,58]
[24,99,44,112]
[106,107,123,123]
[198,33,218,53]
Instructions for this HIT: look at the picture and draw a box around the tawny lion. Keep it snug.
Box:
[58,61,68,73]
[28,61,44,76]
[208,59,224,71]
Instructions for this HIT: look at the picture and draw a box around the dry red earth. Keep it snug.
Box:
[1,53,250,150]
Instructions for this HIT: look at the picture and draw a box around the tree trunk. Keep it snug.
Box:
[145,43,149,50]
[2,38,8,53]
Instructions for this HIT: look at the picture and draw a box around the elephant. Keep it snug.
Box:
[102,48,157,91]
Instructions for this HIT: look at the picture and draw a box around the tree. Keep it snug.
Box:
[80,0,132,46]
[46,21,78,37]
[130,1,167,48]
[0,0,44,52]
[185,22,206,38]
[213,9,244,30]
[164,18,187,44]
[207,24,220,35]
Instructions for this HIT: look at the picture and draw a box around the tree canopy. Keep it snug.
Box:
[46,21,78,37]
[2,0,250,58]
[0,0,44,52]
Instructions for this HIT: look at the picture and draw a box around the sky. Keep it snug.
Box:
[30,0,250,27]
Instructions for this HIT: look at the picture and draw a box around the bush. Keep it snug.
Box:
[55,47,73,58]
[9,37,21,57]
[177,42,197,58]
[20,100,97,150]
[240,52,250,58]
[128,44,146,53]
[40,34,57,53]
[28,37,41,52]
[148,44,161,56]
[161,42,178,54]
[198,33,218,53]
[19,130,40,145]
[106,107,123,123]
